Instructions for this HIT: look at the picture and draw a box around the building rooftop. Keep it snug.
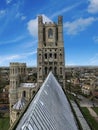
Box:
[15,72,78,130]
[13,98,26,110]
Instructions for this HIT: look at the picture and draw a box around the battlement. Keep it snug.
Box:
[10,62,26,67]
[38,15,63,25]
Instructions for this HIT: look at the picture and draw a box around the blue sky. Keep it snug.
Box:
[0,0,98,66]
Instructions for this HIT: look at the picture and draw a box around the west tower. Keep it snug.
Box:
[37,16,65,88]
[9,63,26,124]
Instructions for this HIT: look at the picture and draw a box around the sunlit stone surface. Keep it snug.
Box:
[16,72,78,130]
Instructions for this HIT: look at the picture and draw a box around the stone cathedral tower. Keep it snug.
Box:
[9,63,26,124]
[37,16,65,88]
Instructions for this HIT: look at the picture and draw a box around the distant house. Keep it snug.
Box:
[92,87,98,99]
[82,85,91,95]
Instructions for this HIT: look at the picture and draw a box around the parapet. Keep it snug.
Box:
[10,62,26,67]
[58,16,63,24]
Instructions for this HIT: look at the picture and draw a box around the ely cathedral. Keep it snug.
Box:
[37,16,65,88]
[9,16,65,125]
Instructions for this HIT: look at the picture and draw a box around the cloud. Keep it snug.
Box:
[21,16,26,20]
[0,55,20,66]
[15,12,22,19]
[15,12,26,20]
[89,53,98,65]
[64,17,98,35]
[50,2,81,18]
[6,0,12,4]
[0,51,37,66]
[27,14,52,37]
[0,10,6,16]
[66,61,76,66]
[26,58,37,67]
[22,40,38,49]
[0,35,26,45]
[0,1,24,36]
[93,35,98,43]
[88,0,98,13]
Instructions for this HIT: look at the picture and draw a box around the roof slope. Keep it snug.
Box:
[13,98,26,110]
[16,72,78,130]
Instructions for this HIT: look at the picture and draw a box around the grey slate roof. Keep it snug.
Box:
[16,72,78,130]
[13,98,26,110]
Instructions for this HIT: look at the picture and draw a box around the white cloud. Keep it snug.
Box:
[89,53,98,65]
[26,59,37,67]
[6,0,12,4]
[0,10,6,16]
[0,51,37,66]
[64,17,98,35]
[0,35,26,45]
[93,35,98,43]
[88,0,98,13]
[15,12,21,18]
[27,14,52,37]
[22,40,38,49]
[66,61,76,66]
[51,2,81,18]
[27,18,38,37]
[0,55,20,66]
[14,11,26,20]
[21,16,26,20]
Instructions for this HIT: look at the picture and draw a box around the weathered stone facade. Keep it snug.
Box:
[9,62,26,124]
[9,63,37,125]
[37,16,65,88]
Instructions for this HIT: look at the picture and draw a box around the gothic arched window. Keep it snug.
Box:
[60,67,62,74]
[39,68,41,75]
[45,53,47,59]
[45,67,47,75]
[49,53,52,58]
[23,91,26,97]
[54,67,57,74]
[54,53,57,59]
[48,28,53,38]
